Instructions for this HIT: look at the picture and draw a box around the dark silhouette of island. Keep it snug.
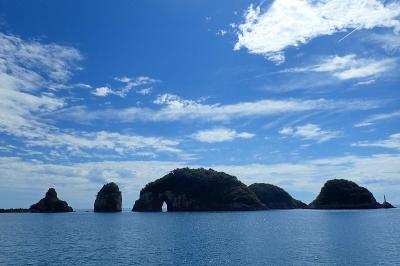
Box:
[381,195,395,208]
[29,188,73,212]
[0,208,30,213]
[249,183,307,209]
[132,168,266,211]
[309,179,394,209]
[1,172,396,213]
[381,201,395,208]
[94,182,122,212]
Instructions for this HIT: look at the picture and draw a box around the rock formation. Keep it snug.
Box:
[94,182,122,212]
[29,188,73,212]
[249,183,307,209]
[132,168,266,212]
[380,195,395,208]
[309,179,381,209]
[380,201,395,208]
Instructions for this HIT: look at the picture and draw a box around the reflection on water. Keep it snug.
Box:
[0,209,399,265]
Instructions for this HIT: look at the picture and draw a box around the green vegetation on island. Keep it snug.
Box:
[249,183,307,209]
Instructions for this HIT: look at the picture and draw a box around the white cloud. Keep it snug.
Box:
[91,76,158,97]
[354,110,400,127]
[75,83,92,89]
[283,54,396,80]
[367,32,400,53]
[54,94,379,124]
[191,128,255,143]
[91,86,113,97]
[216,30,227,36]
[234,0,400,63]
[136,87,153,95]
[26,130,183,158]
[0,32,81,139]
[355,79,376,86]
[116,94,377,121]
[279,123,340,143]
[0,32,185,160]
[352,133,400,149]
[0,32,83,86]
[83,94,379,123]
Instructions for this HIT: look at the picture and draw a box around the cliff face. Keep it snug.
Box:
[94,182,122,212]
[29,188,73,212]
[132,168,266,212]
[309,179,380,209]
[249,183,307,209]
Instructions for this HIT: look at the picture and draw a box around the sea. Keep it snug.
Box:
[0,208,399,265]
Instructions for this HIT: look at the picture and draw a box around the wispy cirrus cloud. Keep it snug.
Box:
[191,128,255,143]
[279,123,340,143]
[0,32,184,160]
[352,133,400,149]
[0,32,81,139]
[367,32,400,54]
[281,54,396,80]
[26,130,183,159]
[53,93,381,124]
[91,76,157,97]
[234,0,400,63]
[354,110,400,127]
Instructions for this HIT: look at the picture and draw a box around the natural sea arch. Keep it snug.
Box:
[132,168,265,212]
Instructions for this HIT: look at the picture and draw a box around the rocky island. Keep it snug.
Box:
[94,182,122,212]
[381,195,395,208]
[1,174,395,213]
[29,188,73,212]
[381,201,395,208]
[133,168,266,212]
[249,183,307,209]
[308,179,394,209]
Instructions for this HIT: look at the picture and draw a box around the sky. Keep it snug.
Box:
[0,0,399,208]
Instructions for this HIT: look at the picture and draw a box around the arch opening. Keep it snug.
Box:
[161,201,168,212]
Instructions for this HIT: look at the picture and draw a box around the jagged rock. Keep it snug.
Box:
[29,188,73,212]
[94,182,122,212]
[380,195,395,208]
[133,168,266,212]
[309,179,380,209]
[380,201,395,209]
[249,183,307,209]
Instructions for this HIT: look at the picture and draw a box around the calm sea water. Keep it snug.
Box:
[0,209,399,265]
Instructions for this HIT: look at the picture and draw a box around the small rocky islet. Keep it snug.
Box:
[94,182,122,212]
[0,168,396,213]
[29,188,73,213]
[309,179,395,209]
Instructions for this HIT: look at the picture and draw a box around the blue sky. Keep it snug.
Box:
[0,0,399,208]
